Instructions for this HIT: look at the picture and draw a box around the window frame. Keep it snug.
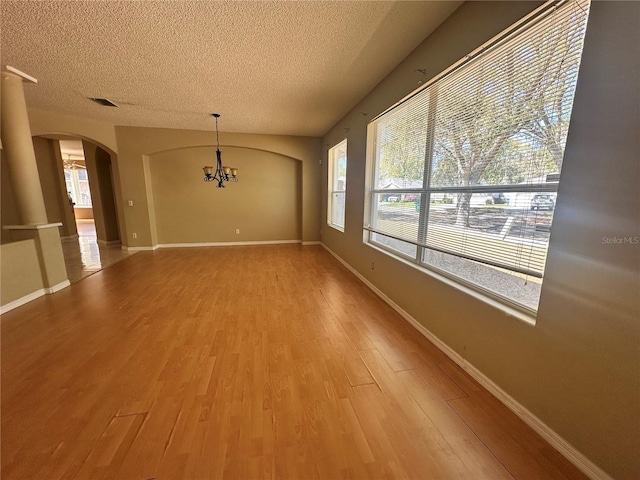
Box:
[65,168,92,207]
[363,0,589,317]
[327,139,347,232]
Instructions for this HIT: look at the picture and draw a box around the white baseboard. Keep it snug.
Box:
[320,242,612,480]
[155,240,301,248]
[301,241,321,246]
[121,245,159,252]
[45,280,70,294]
[60,234,79,242]
[1,279,70,315]
[122,240,315,251]
[1,289,45,315]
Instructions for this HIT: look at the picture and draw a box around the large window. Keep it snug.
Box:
[328,139,347,231]
[366,0,589,313]
[65,168,92,207]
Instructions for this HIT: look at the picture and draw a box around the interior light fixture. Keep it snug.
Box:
[62,154,86,170]
[203,113,238,188]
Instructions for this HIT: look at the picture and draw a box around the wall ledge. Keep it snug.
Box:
[320,242,614,480]
[61,234,79,242]
[3,222,63,230]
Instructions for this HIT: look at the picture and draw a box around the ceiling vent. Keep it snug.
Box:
[89,97,118,107]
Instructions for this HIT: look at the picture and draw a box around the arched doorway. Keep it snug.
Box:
[32,134,131,282]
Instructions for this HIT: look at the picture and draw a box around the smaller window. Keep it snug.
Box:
[328,139,347,231]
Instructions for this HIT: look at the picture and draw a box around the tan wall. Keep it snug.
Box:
[32,137,63,223]
[95,147,120,242]
[115,126,321,248]
[28,108,118,154]
[27,109,122,241]
[1,150,21,244]
[6,226,69,289]
[82,142,106,241]
[0,240,45,306]
[81,142,119,243]
[321,2,640,479]
[151,146,300,244]
[1,139,77,242]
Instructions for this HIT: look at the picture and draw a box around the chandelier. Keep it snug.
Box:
[203,113,238,187]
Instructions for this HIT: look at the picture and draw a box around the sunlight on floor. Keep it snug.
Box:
[62,220,136,283]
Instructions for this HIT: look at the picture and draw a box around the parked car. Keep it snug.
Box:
[530,194,555,211]
[491,192,508,204]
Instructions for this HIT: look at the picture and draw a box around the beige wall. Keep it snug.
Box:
[29,108,118,154]
[33,137,62,224]
[151,146,300,244]
[321,2,640,479]
[0,240,45,306]
[1,139,78,242]
[83,142,120,243]
[1,150,20,244]
[95,147,120,242]
[27,109,123,241]
[115,126,321,248]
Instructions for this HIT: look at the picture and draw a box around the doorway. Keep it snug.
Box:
[60,139,93,229]
[55,138,132,282]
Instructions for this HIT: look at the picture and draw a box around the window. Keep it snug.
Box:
[328,139,347,231]
[366,0,590,313]
[65,168,92,207]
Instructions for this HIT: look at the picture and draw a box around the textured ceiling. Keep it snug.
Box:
[2,1,460,136]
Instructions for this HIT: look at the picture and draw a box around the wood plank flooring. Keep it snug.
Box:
[1,245,586,480]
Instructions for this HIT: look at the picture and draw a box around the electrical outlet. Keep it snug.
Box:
[132,233,137,239]
[235,229,240,235]
[128,200,134,207]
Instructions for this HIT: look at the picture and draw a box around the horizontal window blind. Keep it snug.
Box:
[367,0,589,310]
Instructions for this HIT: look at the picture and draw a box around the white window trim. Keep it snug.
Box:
[327,139,347,232]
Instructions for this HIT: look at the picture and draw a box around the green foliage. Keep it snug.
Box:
[377,109,426,186]
[374,4,588,227]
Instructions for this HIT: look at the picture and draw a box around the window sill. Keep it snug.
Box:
[365,241,537,327]
[327,223,345,233]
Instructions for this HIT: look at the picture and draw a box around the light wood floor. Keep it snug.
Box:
[62,220,135,283]
[1,245,586,480]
